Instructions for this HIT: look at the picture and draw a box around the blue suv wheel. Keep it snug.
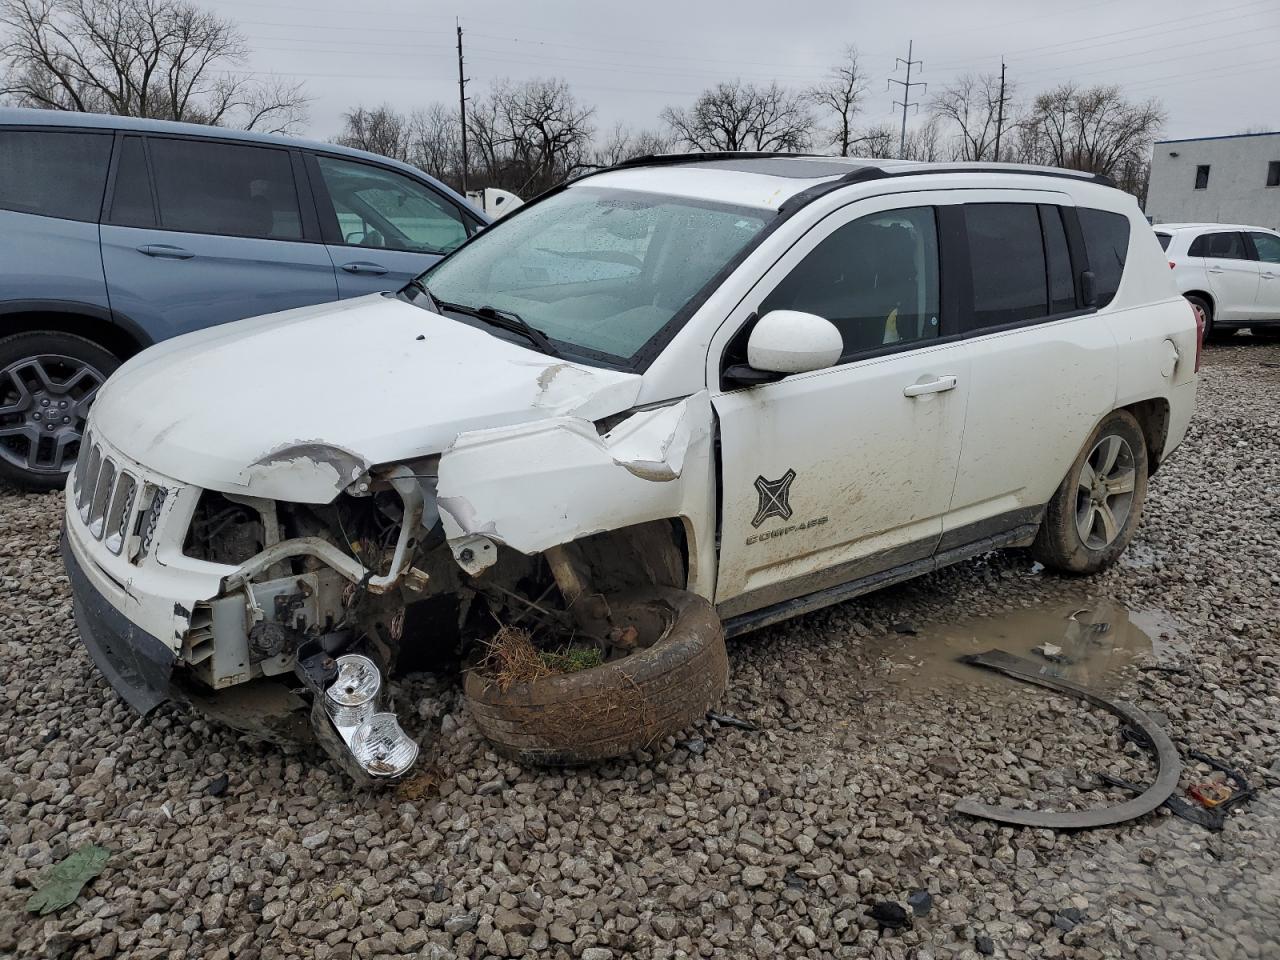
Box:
[0,332,118,490]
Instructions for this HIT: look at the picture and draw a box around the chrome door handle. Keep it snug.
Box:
[137,243,194,259]
[1261,272,1276,280]
[341,262,388,276]
[1207,266,1224,274]
[903,375,958,397]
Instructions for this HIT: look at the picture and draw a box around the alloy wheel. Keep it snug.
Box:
[1074,434,1137,550]
[0,354,105,476]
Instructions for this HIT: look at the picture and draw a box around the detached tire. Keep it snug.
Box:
[464,586,728,765]
[1032,409,1148,575]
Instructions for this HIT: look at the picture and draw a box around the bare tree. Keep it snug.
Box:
[467,78,595,195]
[851,119,941,161]
[809,46,869,156]
[592,122,672,167]
[335,104,412,160]
[0,0,308,132]
[930,72,1009,161]
[1017,83,1164,183]
[662,80,813,152]
[407,102,462,184]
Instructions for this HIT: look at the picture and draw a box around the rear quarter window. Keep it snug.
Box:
[0,130,112,222]
[1078,208,1131,308]
[1155,232,1172,251]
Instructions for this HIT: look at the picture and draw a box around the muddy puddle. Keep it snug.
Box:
[873,601,1186,693]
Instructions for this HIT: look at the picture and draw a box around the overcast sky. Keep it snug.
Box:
[203,0,1280,146]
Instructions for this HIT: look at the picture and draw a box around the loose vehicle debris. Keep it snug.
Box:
[25,844,111,916]
[954,649,1182,829]
[61,155,1197,781]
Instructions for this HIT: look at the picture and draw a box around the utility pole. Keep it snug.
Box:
[993,59,1009,162]
[456,19,469,193]
[888,40,925,158]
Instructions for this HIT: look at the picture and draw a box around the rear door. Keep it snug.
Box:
[1247,231,1280,319]
[1192,231,1259,321]
[944,195,1118,543]
[100,134,337,341]
[306,153,477,297]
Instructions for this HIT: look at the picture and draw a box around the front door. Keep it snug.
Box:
[100,135,338,341]
[711,195,969,619]
[307,154,473,298]
[1197,231,1259,322]
[1248,231,1280,319]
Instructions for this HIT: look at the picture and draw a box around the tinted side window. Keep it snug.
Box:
[1192,231,1248,260]
[149,138,303,240]
[965,203,1047,327]
[1250,232,1280,264]
[1078,208,1131,308]
[108,136,155,227]
[316,156,467,255]
[1041,205,1076,314]
[760,206,939,358]
[1155,232,1172,251]
[0,130,112,222]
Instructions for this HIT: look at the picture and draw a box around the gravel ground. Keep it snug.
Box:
[2,336,1278,960]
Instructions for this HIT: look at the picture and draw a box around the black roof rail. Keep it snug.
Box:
[583,151,1117,190]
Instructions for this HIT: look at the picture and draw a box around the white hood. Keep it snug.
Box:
[93,294,642,501]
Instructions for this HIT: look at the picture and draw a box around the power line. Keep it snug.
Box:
[888,40,925,157]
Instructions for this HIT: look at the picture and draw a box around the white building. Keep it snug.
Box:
[1146,131,1280,229]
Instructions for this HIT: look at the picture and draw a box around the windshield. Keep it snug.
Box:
[417,185,772,363]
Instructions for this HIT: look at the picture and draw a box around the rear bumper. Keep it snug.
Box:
[61,527,177,713]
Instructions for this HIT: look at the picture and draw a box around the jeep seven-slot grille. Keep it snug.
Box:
[72,431,163,561]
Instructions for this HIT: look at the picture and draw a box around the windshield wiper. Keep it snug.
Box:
[437,300,560,357]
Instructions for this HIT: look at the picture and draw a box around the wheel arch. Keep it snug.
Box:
[1182,289,1215,320]
[0,301,152,361]
[1121,397,1172,474]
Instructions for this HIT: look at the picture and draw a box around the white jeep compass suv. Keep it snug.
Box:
[1156,222,1280,339]
[63,155,1199,778]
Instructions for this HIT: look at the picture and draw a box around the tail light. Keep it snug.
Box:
[1169,260,1177,270]
[1192,302,1205,372]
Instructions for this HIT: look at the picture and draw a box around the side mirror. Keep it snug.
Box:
[747,310,842,374]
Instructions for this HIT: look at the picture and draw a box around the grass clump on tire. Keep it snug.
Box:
[464,586,728,766]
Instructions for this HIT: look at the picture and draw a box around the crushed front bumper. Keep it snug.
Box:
[62,528,177,713]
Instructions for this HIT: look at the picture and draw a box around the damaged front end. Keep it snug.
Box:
[64,391,714,783]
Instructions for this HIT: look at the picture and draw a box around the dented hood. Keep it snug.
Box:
[92,294,642,501]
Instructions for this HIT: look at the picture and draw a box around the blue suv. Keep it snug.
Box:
[0,109,487,489]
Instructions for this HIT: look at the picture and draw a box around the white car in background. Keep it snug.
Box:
[1156,223,1280,338]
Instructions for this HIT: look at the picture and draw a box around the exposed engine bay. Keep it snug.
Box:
[175,458,690,780]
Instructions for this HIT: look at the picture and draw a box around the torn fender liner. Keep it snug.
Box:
[62,531,176,714]
[954,649,1182,830]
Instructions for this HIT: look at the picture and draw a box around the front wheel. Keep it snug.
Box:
[1032,409,1148,575]
[0,332,119,491]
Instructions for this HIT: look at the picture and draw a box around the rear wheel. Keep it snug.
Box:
[0,332,118,491]
[1032,410,1148,575]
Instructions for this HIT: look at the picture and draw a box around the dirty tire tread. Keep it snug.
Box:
[1031,408,1148,575]
[464,586,728,766]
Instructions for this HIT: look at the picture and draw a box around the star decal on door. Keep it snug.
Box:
[752,469,797,528]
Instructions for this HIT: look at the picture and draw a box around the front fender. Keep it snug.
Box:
[436,391,717,596]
